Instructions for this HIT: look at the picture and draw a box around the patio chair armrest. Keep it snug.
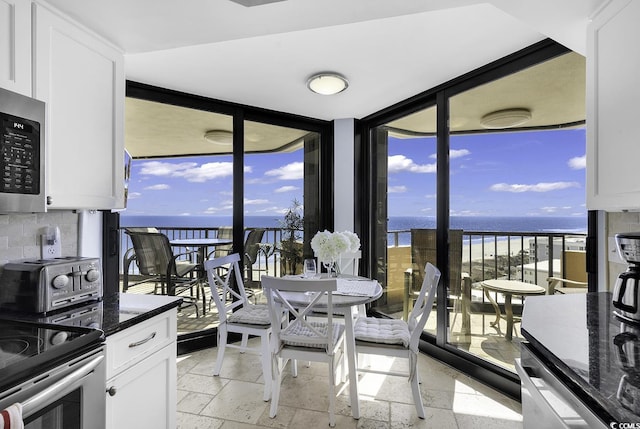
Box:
[546,276,587,294]
[172,249,198,261]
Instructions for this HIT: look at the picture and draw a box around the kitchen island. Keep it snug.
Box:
[521,292,640,426]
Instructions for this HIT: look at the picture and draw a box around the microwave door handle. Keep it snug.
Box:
[21,355,104,418]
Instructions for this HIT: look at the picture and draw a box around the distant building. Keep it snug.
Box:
[517,259,561,288]
[528,237,586,263]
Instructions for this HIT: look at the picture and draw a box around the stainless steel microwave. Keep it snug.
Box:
[0,87,46,212]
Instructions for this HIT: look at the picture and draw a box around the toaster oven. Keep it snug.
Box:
[0,256,102,314]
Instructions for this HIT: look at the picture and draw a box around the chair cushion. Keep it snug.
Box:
[282,321,345,349]
[354,317,410,347]
[227,304,271,326]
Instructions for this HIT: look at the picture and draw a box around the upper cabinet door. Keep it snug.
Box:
[0,0,31,96]
[587,0,640,210]
[33,3,125,210]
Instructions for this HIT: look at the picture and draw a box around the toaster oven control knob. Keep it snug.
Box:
[52,274,70,289]
[85,269,100,283]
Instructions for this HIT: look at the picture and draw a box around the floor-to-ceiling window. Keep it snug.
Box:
[362,40,588,397]
[119,82,331,350]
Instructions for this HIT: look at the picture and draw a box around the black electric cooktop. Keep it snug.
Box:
[0,319,104,392]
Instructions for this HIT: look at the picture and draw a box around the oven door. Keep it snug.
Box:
[0,346,105,429]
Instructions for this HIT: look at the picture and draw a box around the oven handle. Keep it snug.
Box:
[21,354,104,418]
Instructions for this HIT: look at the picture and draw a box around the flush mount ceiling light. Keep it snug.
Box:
[480,108,532,129]
[307,72,349,95]
[204,129,233,145]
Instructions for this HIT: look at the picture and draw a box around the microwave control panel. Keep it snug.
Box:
[1,112,40,195]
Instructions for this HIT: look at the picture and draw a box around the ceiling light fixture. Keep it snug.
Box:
[204,129,233,145]
[307,72,349,95]
[480,108,532,129]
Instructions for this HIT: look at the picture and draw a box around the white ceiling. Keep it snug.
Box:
[43,0,605,122]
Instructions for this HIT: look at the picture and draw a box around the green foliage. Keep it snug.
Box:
[278,199,304,275]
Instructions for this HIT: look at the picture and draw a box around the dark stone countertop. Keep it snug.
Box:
[521,291,640,425]
[99,293,182,336]
[0,293,182,336]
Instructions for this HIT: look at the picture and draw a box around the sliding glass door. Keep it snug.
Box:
[363,41,587,391]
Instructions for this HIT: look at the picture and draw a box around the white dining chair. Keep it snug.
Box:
[205,253,272,401]
[353,262,440,419]
[336,250,361,276]
[261,275,346,428]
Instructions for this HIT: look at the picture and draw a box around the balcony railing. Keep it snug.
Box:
[120,226,587,294]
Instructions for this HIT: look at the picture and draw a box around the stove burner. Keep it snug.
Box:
[0,339,30,368]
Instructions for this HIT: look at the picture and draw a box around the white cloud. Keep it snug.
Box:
[265,162,303,180]
[144,184,170,190]
[568,155,586,170]
[388,185,407,193]
[388,155,436,173]
[139,161,197,176]
[490,181,580,193]
[429,149,471,159]
[245,198,269,205]
[176,162,242,182]
[138,160,249,183]
[275,185,299,193]
[127,192,141,199]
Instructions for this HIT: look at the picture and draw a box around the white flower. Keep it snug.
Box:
[340,230,361,253]
[311,230,360,264]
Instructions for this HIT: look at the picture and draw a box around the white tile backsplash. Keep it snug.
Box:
[0,211,78,266]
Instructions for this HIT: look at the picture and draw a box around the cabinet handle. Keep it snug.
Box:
[107,386,117,397]
[128,331,157,348]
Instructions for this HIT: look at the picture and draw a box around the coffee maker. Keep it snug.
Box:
[613,233,640,323]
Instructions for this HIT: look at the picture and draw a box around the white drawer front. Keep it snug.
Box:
[106,310,176,379]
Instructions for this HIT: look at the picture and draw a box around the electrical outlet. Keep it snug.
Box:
[40,226,61,259]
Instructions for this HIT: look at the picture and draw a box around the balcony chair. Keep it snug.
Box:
[124,230,203,317]
[213,226,233,258]
[122,227,160,293]
[405,229,468,334]
[261,275,346,427]
[205,253,273,401]
[547,250,588,294]
[243,228,266,292]
[354,262,441,419]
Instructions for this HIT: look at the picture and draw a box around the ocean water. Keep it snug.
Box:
[121,214,587,234]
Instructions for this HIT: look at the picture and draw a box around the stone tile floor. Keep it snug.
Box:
[176,338,523,429]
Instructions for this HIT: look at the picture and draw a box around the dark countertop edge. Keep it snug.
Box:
[521,327,617,425]
[101,294,183,336]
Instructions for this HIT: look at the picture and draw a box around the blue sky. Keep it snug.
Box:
[125,127,586,218]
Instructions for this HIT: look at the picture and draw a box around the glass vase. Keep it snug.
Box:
[323,260,338,277]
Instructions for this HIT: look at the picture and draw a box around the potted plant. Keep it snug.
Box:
[278,199,304,275]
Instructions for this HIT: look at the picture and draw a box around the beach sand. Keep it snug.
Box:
[462,237,528,262]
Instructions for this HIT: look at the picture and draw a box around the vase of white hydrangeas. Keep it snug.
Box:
[310,230,361,277]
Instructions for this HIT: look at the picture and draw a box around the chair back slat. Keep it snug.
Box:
[205,253,250,322]
[408,262,441,345]
[262,276,339,352]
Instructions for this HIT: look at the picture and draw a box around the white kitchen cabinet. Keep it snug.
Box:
[32,2,125,210]
[105,310,177,429]
[0,0,31,96]
[587,0,640,210]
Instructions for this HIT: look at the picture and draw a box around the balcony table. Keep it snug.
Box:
[480,279,546,341]
[279,274,383,419]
